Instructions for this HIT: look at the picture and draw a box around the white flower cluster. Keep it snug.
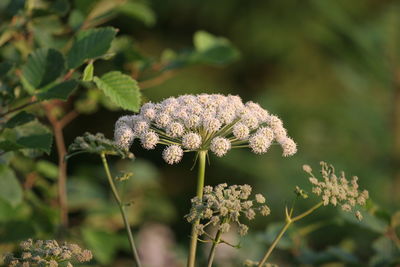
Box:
[3,239,92,267]
[114,94,297,164]
[303,162,369,221]
[185,184,270,237]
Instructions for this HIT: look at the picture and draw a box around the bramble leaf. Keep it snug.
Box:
[93,71,141,112]
[37,80,78,101]
[4,111,35,129]
[67,27,117,69]
[21,48,65,89]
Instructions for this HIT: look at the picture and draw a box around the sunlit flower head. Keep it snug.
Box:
[303,162,369,221]
[114,94,297,164]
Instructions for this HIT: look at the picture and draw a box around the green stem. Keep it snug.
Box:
[100,153,142,267]
[187,150,207,267]
[207,230,222,267]
[257,201,323,267]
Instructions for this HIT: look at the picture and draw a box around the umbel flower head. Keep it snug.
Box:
[185,184,270,237]
[303,162,369,221]
[3,239,92,267]
[114,94,297,164]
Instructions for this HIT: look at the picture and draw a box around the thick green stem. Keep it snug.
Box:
[100,153,142,267]
[257,202,323,267]
[187,150,207,267]
[207,230,222,267]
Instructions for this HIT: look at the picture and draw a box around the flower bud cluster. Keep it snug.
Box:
[3,239,92,267]
[303,162,369,220]
[114,94,297,164]
[185,184,270,237]
[68,132,134,159]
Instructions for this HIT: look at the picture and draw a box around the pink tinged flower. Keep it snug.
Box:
[182,132,202,150]
[162,145,184,164]
[281,137,297,157]
[249,133,272,154]
[155,113,171,128]
[166,122,185,138]
[133,120,150,135]
[114,125,135,149]
[203,117,222,132]
[232,123,250,140]
[210,137,231,157]
[140,131,159,150]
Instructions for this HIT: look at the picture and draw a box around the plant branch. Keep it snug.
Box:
[257,201,323,267]
[43,102,69,228]
[100,153,142,267]
[207,230,222,267]
[0,97,38,117]
[187,150,207,267]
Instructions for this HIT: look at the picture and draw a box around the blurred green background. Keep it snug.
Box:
[1,0,400,266]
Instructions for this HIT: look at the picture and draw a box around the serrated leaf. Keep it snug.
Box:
[21,48,65,89]
[4,111,35,128]
[17,134,53,153]
[118,2,156,26]
[82,62,94,81]
[94,71,141,112]
[0,121,53,154]
[37,80,78,101]
[67,27,117,69]
[0,134,53,154]
[0,164,23,207]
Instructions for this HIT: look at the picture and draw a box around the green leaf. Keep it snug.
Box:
[82,61,94,81]
[94,71,141,112]
[192,30,240,65]
[21,48,65,89]
[82,228,119,265]
[0,164,23,207]
[67,27,117,69]
[36,160,58,180]
[4,111,35,128]
[37,80,78,101]
[0,61,13,77]
[118,2,156,26]
[50,0,70,16]
[0,121,53,154]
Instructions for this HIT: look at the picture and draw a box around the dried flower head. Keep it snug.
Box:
[303,162,369,221]
[185,184,270,238]
[114,94,297,164]
[3,239,92,267]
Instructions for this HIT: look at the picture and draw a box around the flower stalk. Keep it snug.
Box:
[187,150,207,267]
[100,152,142,267]
[206,230,222,267]
[257,201,323,267]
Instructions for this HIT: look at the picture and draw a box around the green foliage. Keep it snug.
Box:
[22,48,65,90]
[3,111,35,129]
[82,61,94,82]
[94,71,141,112]
[66,27,117,69]
[37,80,78,101]
[0,165,23,207]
